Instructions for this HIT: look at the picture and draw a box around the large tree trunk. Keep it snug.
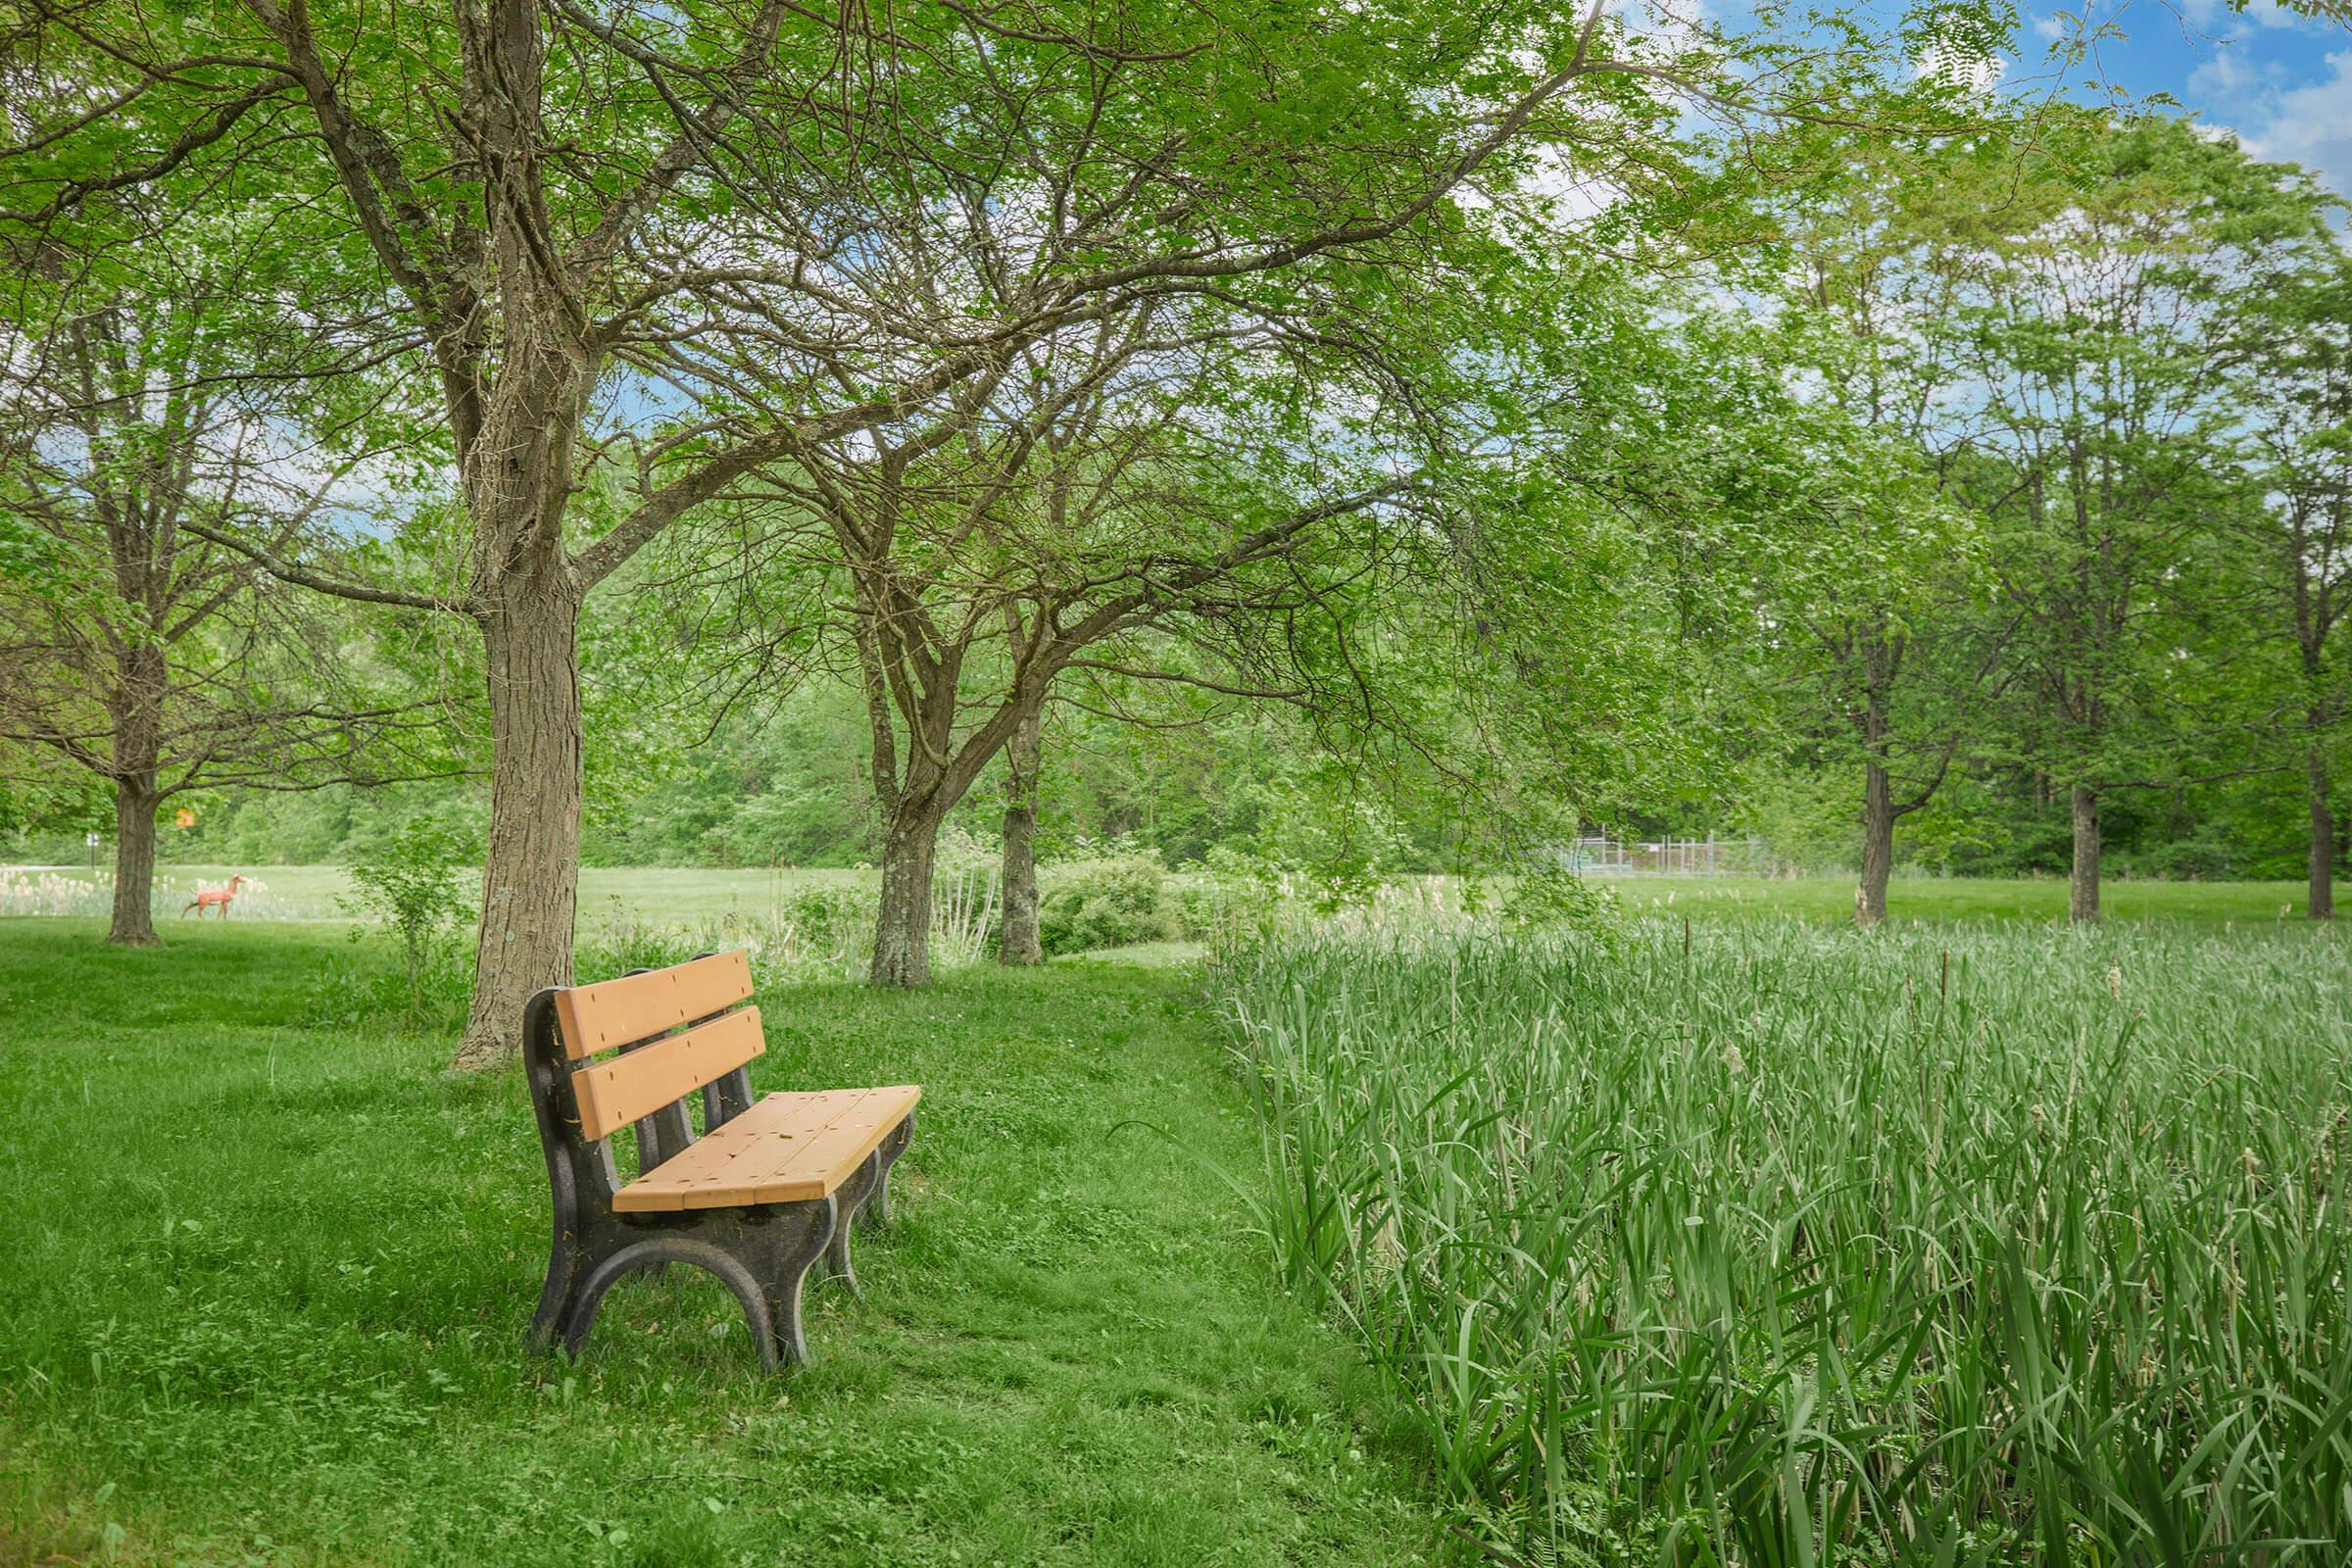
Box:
[2068,783,2100,925]
[107,778,161,946]
[871,808,943,988]
[999,705,1044,965]
[1855,759,1894,928]
[454,572,584,1068]
[106,641,167,947]
[2310,733,2335,922]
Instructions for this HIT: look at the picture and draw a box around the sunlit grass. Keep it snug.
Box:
[0,920,1428,1567]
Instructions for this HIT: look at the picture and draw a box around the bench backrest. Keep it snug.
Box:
[549,950,762,1140]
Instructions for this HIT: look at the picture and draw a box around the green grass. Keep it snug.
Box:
[6,864,2320,931]
[0,864,866,924]
[0,920,1435,1567]
[1607,874,2319,926]
[1214,919,2352,1564]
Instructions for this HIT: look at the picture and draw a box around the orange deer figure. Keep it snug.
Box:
[183,875,247,918]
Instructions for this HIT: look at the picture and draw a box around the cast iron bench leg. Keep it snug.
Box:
[546,1200,837,1372]
[529,1231,589,1355]
[861,1113,912,1231]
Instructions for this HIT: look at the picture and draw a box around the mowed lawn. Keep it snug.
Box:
[1611,873,2317,925]
[27,862,2321,930]
[9,864,866,925]
[0,921,1432,1568]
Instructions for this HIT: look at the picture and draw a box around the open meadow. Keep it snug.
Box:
[2,865,2321,932]
[9,1,2351,1561]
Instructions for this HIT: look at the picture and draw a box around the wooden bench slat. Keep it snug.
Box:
[737,1090,906,1205]
[613,1085,921,1211]
[608,1091,864,1208]
[569,1007,766,1141]
[646,1090,879,1206]
[623,1088,896,1211]
[552,950,755,1059]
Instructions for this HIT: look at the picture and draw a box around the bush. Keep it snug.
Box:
[777,881,879,973]
[339,822,477,1029]
[1499,861,1621,936]
[1170,869,1272,943]
[1038,858,1177,956]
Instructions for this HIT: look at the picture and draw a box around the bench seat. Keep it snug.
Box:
[615,1085,922,1211]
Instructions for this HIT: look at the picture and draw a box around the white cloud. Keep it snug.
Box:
[2195,46,2352,200]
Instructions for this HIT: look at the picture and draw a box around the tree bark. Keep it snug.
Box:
[106,640,167,947]
[1855,759,1894,927]
[453,572,584,1068]
[108,779,161,946]
[999,705,1044,965]
[2310,732,2335,921]
[871,809,942,988]
[2069,783,2101,925]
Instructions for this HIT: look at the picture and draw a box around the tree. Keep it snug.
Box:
[1953,118,2300,922]
[1757,135,2053,922]
[2229,220,2352,917]
[0,224,453,945]
[5,0,1929,1044]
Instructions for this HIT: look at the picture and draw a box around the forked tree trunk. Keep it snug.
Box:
[2069,784,2101,925]
[2310,733,2335,922]
[108,778,161,946]
[999,706,1044,966]
[1855,760,1894,928]
[872,808,943,988]
[454,573,584,1069]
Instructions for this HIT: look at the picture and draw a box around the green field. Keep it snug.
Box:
[1216,920,2352,1563]
[1607,874,2319,926]
[5,876,2344,1565]
[0,864,865,925]
[3,864,2323,933]
[0,921,1428,1567]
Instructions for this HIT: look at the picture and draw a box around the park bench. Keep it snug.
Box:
[521,950,917,1369]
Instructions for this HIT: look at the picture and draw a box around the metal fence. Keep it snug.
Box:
[1559,835,1769,877]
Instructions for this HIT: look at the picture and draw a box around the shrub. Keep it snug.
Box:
[340,822,477,1029]
[1170,869,1273,943]
[1038,858,1176,956]
[777,882,879,974]
[1499,861,1621,936]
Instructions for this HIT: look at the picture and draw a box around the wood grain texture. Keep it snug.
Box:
[552,950,755,1060]
[568,1007,766,1140]
[614,1085,922,1211]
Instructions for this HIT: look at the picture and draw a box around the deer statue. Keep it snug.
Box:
[183,875,247,918]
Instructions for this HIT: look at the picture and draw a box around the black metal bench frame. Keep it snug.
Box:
[519,968,913,1369]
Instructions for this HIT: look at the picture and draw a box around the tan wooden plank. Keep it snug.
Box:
[619,1092,858,1210]
[664,1089,879,1210]
[569,1006,765,1140]
[613,1090,875,1212]
[741,1087,921,1204]
[614,1085,921,1211]
[700,1088,889,1208]
[553,950,754,1059]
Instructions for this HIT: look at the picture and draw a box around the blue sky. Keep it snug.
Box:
[2016,0,2352,196]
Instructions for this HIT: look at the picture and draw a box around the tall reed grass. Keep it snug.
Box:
[1213,921,2352,1565]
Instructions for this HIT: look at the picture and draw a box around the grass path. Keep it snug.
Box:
[0,921,1434,1567]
